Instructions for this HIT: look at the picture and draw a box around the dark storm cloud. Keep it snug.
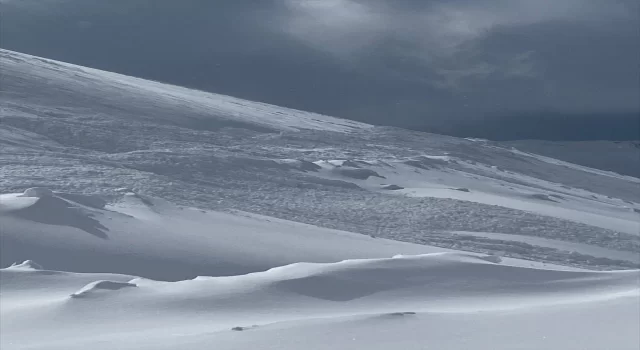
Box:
[1,0,638,139]
[277,0,639,113]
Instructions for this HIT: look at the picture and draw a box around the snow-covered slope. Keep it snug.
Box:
[506,139,640,178]
[1,48,639,270]
[2,254,638,350]
[0,50,368,133]
[1,49,640,349]
[0,189,442,280]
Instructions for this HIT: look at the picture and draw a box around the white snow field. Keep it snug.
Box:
[2,253,639,350]
[0,189,443,280]
[1,49,640,349]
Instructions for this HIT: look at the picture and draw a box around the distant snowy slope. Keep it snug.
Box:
[2,49,640,350]
[1,49,639,270]
[507,140,640,178]
[0,49,369,133]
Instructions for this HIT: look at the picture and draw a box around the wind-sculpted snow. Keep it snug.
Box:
[0,50,369,134]
[7,260,43,271]
[2,48,640,350]
[1,253,638,350]
[70,280,138,299]
[0,190,446,280]
[1,49,639,271]
[4,189,109,239]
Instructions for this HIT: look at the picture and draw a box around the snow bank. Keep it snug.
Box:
[5,192,109,239]
[7,260,43,271]
[1,253,638,350]
[21,187,54,198]
[1,191,444,280]
[70,280,137,298]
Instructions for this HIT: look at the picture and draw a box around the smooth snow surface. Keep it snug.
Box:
[1,191,442,280]
[2,49,640,349]
[2,254,638,350]
[0,50,368,133]
[2,49,639,271]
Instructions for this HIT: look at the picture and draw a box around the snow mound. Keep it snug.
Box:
[2,192,442,280]
[2,252,638,350]
[260,252,636,303]
[70,280,137,299]
[0,49,370,133]
[0,193,40,213]
[21,187,54,198]
[5,193,109,239]
[8,260,43,271]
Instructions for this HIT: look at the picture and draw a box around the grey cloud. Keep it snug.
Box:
[278,0,637,92]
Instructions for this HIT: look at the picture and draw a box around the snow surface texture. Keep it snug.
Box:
[1,190,443,280]
[1,253,638,350]
[2,49,638,271]
[1,49,640,349]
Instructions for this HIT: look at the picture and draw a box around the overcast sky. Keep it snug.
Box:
[2,0,639,140]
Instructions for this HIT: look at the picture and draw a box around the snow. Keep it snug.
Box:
[70,280,138,298]
[1,190,444,280]
[507,140,640,179]
[21,187,54,198]
[451,231,640,265]
[0,193,39,212]
[0,50,369,134]
[1,49,640,349]
[7,260,43,271]
[2,253,638,350]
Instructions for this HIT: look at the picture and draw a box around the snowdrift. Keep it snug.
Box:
[0,189,442,280]
[1,253,638,350]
